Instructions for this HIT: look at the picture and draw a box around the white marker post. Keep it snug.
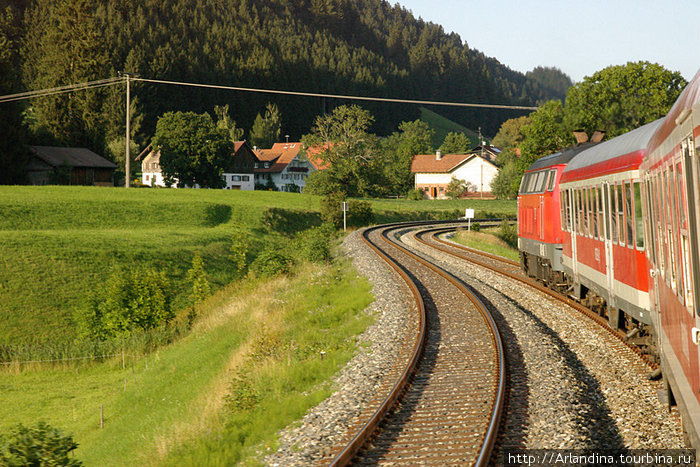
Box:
[465,208,475,231]
[342,202,349,232]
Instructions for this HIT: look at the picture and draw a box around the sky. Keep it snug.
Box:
[395,0,700,83]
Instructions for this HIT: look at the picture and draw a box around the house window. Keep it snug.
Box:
[242,176,249,181]
[233,175,241,181]
[264,162,270,168]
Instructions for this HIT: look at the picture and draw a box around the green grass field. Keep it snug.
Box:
[0,261,372,466]
[0,186,514,347]
[0,185,515,465]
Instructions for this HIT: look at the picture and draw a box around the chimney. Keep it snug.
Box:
[590,130,606,143]
[573,130,589,144]
[436,150,442,160]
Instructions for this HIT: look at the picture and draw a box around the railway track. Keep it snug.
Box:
[324,222,506,466]
[413,225,657,370]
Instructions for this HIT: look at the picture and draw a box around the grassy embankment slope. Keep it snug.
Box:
[0,186,515,465]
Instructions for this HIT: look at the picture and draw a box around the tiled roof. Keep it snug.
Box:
[410,153,472,173]
[304,143,333,170]
[254,142,302,173]
[29,146,117,169]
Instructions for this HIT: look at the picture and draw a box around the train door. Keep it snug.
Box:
[603,182,616,310]
[682,135,700,337]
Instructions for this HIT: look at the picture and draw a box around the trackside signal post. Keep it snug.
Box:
[342,202,349,231]
[465,208,475,230]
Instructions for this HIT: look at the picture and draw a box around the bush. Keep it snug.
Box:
[230,232,250,278]
[75,266,174,340]
[347,200,374,227]
[406,189,424,200]
[261,207,322,236]
[499,220,518,248]
[187,251,211,306]
[319,191,346,228]
[251,249,293,278]
[0,422,81,466]
[471,222,481,232]
[299,224,334,263]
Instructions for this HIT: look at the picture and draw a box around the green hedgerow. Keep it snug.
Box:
[0,421,81,466]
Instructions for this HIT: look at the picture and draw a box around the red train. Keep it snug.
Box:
[518,69,700,449]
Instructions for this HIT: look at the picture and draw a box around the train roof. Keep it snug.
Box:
[524,143,597,172]
[561,118,664,183]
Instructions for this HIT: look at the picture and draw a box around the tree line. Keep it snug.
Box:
[489,61,687,198]
[0,0,571,184]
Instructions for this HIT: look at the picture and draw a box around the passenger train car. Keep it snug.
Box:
[559,119,662,332]
[641,70,700,450]
[517,69,700,449]
[518,144,597,293]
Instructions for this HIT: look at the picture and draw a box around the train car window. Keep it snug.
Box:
[665,168,678,292]
[625,181,634,247]
[547,169,557,191]
[591,187,598,239]
[617,183,625,246]
[644,179,657,265]
[602,185,610,240]
[633,182,644,249]
[596,186,603,240]
[519,173,529,194]
[561,189,569,232]
[583,188,590,236]
[577,189,584,236]
[676,161,688,230]
[611,184,618,244]
[536,171,548,192]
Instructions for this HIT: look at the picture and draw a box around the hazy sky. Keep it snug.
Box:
[395,0,700,83]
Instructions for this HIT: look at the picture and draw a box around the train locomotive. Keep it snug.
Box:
[517,69,700,450]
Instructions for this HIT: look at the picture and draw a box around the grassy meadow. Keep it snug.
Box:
[0,186,514,347]
[0,185,515,465]
[450,226,520,262]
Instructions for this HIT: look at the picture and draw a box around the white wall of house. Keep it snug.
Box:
[222,173,254,190]
[415,173,452,185]
[142,171,172,187]
[451,157,499,193]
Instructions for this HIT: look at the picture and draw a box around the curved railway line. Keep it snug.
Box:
[416,225,658,370]
[324,222,506,466]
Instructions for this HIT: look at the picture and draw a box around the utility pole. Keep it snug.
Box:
[125,73,131,188]
[119,72,137,188]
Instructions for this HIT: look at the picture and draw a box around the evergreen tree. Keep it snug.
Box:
[438,132,472,154]
[249,103,282,149]
[0,5,29,184]
[22,0,108,148]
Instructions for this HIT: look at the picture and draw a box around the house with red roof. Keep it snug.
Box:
[410,149,499,199]
[254,142,321,192]
[140,141,256,189]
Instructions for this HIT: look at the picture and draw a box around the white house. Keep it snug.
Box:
[410,149,500,199]
[139,141,256,190]
[254,142,319,192]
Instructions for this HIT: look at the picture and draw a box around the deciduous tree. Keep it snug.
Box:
[152,111,232,188]
[565,61,686,138]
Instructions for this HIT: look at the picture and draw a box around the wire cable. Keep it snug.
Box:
[0,77,123,103]
[0,75,539,111]
[133,77,539,111]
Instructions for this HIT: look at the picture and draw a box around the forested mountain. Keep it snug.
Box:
[4,0,567,165]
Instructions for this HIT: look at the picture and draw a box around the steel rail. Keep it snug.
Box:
[328,223,428,467]
[418,226,658,369]
[328,221,507,466]
[379,225,506,466]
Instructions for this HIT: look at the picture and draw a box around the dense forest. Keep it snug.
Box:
[1,0,571,180]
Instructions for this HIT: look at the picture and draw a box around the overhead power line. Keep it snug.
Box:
[133,77,539,111]
[0,77,123,103]
[0,75,539,111]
